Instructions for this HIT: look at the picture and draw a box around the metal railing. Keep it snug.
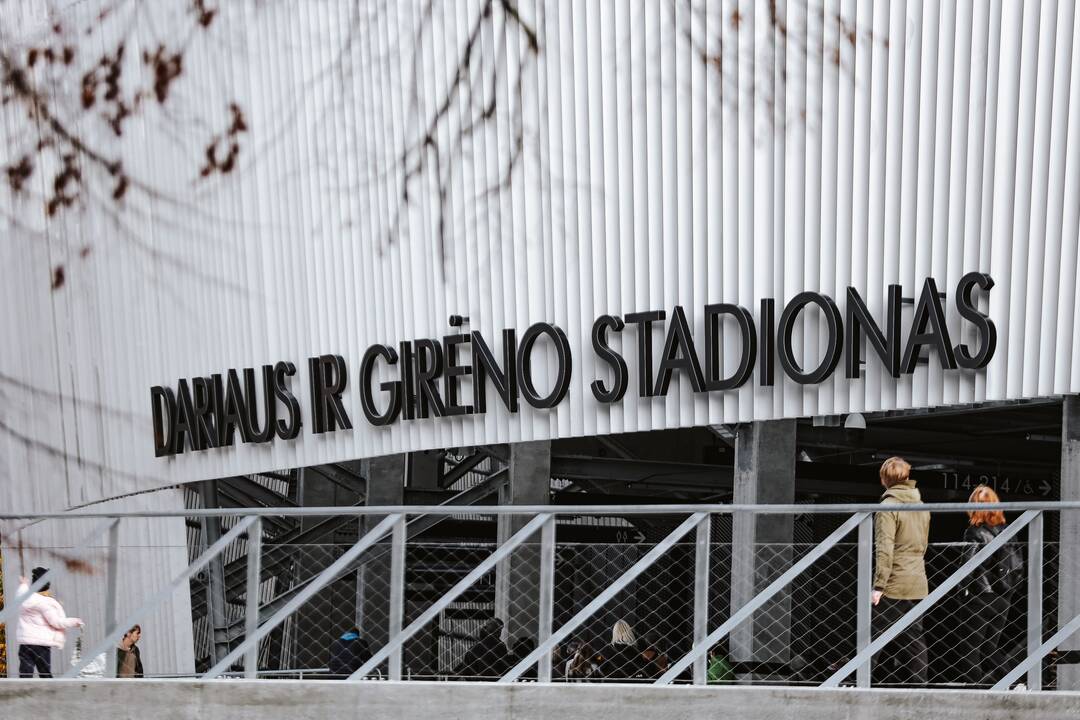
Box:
[2,501,1078,690]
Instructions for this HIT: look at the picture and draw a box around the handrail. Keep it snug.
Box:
[347,513,553,680]
[203,514,402,679]
[657,512,869,684]
[821,510,1041,687]
[64,516,258,678]
[1,500,1077,520]
[501,513,709,683]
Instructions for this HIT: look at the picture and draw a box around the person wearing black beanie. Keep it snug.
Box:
[16,567,84,678]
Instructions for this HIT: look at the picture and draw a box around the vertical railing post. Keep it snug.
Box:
[200,482,230,665]
[856,513,873,688]
[104,518,120,678]
[537,514,556,682]
[244,517,262,679]
[355,517,366,631]
[388,515,407,681]
[693,514,712,685]
[1027,511,1044,691]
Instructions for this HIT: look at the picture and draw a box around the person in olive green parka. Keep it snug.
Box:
[871,456,930,686]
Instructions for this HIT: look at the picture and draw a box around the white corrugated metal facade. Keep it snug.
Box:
[2,0,1079,500]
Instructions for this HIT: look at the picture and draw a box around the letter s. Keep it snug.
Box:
[953,272,997,369]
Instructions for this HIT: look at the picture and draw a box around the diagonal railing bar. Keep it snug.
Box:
[500,512,708,684]
[821,509,1039,688]
[64,515,257,678]
[657,512,868,685]
[348,513,552,681]
[203,513,402,679]
[991,612,1080,691]
[0,517,117,631]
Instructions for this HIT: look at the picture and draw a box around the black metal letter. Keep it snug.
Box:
[219,369,253,445]
[273,361,302,440]
[591,315,628,403]
[655,306,706,395]
[777,292,843,384]
[759,299,776,387]
[900,278,957,373]
[953,272,997,369]
[414,339,447,419]
[360,344,402,426]
[443,334,474,416]
[472,329,519,413]
[191,377,218,450]
[399,341,418,421]
[517,322,573,409]
[174,378,198,452]
[151,385,176,457]
[703,304,757,391]
[244,366,276,443]
[309,354,352,433]
[624,310,666,397]
[845,285,902,378]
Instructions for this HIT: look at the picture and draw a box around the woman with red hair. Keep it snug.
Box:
[960,484,1023,685]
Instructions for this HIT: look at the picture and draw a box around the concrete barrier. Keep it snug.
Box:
[2,680,1079,720]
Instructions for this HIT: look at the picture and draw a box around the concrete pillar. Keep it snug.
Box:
[199,481,231,667]
[1060,397,1080,690]
[495,441,551,646]
[730,420,796,673]
[359,454,406,653]
[408,451,442,490]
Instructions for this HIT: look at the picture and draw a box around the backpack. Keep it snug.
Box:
[992,538,1023,594]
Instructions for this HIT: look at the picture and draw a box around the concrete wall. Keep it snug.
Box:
[2,680,1078,720]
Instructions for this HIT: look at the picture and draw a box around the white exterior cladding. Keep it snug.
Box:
[2,0,1080,500]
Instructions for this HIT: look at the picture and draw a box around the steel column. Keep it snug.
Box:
[200,481,231,665]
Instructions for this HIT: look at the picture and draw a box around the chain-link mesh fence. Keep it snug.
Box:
[2,505,1077,689]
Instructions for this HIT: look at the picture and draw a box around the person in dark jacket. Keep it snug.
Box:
[562,639,600,681]
[599,620,646,681]
[638,631,669,678]
[116,624,144,678]
[328,627,371,677]
[508,636,537,680]
[871,457,930,686]
[959,485,1020,685]
[456,619,509,680]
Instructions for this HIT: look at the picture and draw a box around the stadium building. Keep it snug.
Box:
[1,0,1079,691]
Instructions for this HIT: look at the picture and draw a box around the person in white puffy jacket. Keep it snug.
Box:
[16,566,84,677]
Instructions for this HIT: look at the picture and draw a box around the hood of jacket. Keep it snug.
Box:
[882,479,921,504]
